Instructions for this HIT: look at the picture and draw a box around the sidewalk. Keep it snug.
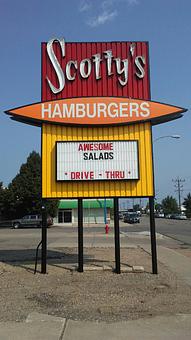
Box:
[142,244,191,287]
[1,312,191,339]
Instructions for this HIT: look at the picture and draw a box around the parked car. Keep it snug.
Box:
[170,214,187,220]
[123,212,140,224]
[0,214,53,229]
[165,214,172,219]
[118,212,124,220]
[155,212,165,218]
[11,214,53,229]
[136,211,142,217]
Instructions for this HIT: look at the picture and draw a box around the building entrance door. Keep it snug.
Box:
[64,210,72,223]
[58,210,72,223]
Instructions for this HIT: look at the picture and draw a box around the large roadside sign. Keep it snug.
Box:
[6,38,186,199]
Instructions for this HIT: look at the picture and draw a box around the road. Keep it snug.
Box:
[0,216,190,252]
[120,216,191,246]
[51,216,191,246]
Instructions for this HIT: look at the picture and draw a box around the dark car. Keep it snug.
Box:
[10,214,53,229]
[123,212,140,224]
[118,212,124,220]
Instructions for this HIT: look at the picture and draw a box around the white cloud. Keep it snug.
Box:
[80,0,139,28]
[87,9,117,27]
[125,0,139,5]
[102,0,139,8]
[101,0,115,10]
[79,0,91,12]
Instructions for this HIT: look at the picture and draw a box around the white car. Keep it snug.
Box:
[171,214,187,220]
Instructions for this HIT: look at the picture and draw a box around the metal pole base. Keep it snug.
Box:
[78,198,83,272]
[41,205,47,274]
[114,197,121,274]
[149,197,158,274]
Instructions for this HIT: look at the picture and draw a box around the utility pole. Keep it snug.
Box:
[172,177,185,212]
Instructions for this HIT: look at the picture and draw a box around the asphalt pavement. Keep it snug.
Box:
[0,216,190,252]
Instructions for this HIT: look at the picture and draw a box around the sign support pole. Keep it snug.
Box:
[78,198,83,272]
[41,205,47,274]
[149,197,158,274]
[114,197,121,274]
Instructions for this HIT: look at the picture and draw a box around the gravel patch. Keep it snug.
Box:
[0,247,191,322]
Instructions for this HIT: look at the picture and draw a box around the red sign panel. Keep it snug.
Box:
[41,39,150,102]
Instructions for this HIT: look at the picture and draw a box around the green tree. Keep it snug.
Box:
[0,182,4,202]
[3,151,58,219]
[155,202,163,212]
[183,193,191,218]
[161,195,178,215]
[0,182,6,220]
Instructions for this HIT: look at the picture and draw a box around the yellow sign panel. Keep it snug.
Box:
[42,122,154,198]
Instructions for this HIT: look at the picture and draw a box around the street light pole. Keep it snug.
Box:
[172,176,185,212]
[150,133,181,274]
[153,134,181,200]
[154,135,180,142]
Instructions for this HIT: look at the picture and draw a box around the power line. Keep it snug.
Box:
[172,177,185,211]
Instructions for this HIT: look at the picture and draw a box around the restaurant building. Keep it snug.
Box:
[55,199,113,225]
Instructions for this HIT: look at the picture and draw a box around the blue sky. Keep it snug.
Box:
[0,0,190,203]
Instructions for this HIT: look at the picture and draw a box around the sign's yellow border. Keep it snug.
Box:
[42,122,154,198]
